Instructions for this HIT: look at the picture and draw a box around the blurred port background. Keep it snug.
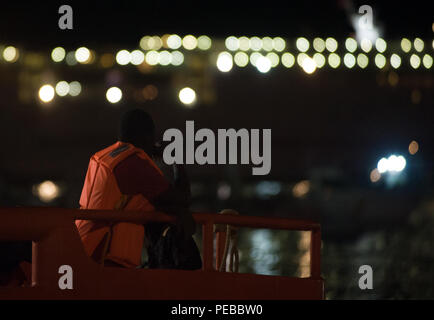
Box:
[0,1,433,298]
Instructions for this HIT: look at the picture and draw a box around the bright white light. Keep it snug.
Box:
[51,47,66,62]
[69,81,81,96]
[377,155,407,173]
[239,37,250,51]
[116,50,131,65]
[39,85,55,103]
[375,38,387,52]
[313,53,325,68]
[106,87,122,103]
[395,156,406,172]
[414,38,424,52]
[145,50,159,65]
[179,87,196,105]
[262,37,273,51]
[55,81,70,96]
[351,14,379,44]
[272,37,286,52]
[3,46,19,62]
[75,47,90,63]
[410,54,421,69]
[158,51,172,65]
[360,39,372,52]
[388,155,406,172]
[197,35,212,50]
[140,36,151,50]
[422,54,433,68]
[377,157,388,173]
[34,180,60,203]
[388,155,399,171]
[345,38,357,52]
[130,50,145,65]
[297,53,307,67]
[225,36,239,51]
[302,56,316,74]
[182,35,197,50]
[313,38,325,52]
[296,37,309,52]
[357,53,369,68]
[328,53,340,68]
[171,51,184,66]
[256,56,272,73]
[325,38,338,52]
[216,52,233,72]
[250,52,262,66]
[344,53,356,68]
[234,52,249,67]
[250,37,262,51]
[149,36,162,50]
[140,36,162,50]
[167,34,182,49]
[401,38,411,52]
[390,54,401,69]
[281,53,295,68]
[266,52,279,67]
[375,54,386,68]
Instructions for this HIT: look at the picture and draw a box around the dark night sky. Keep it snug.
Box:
[0,1,433,49]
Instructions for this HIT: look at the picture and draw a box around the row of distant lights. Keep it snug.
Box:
[38,82,124,104]
[38,81,82,102]
[218,37,433,73]
[225,36,431,54]
[216,50,433,74]
[44,45,434,73]
[50,46,185,67]
[51,44,432,71]
[140,35,212,51]
[115,49,184,66]
[2,37,432,64]
[50,34,210,66]
[39,82,194,106]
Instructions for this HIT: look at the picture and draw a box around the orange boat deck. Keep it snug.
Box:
[0,208,324,299]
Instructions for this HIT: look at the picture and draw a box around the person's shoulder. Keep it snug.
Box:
[93,142,122,158]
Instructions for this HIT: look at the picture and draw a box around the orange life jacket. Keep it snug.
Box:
[76,141,163,268]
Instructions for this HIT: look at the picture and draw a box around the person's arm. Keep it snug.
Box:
[173,163,190,194]
[151,164,191,208]
[114,154,195,236]
[149,164,195,237]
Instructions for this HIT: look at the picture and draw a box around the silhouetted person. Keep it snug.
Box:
[76,109,200,269]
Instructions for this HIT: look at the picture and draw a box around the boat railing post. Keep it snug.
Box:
[310,227,321,279]
[202,220,214,271]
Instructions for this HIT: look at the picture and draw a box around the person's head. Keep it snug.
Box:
[118,109,155,153]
